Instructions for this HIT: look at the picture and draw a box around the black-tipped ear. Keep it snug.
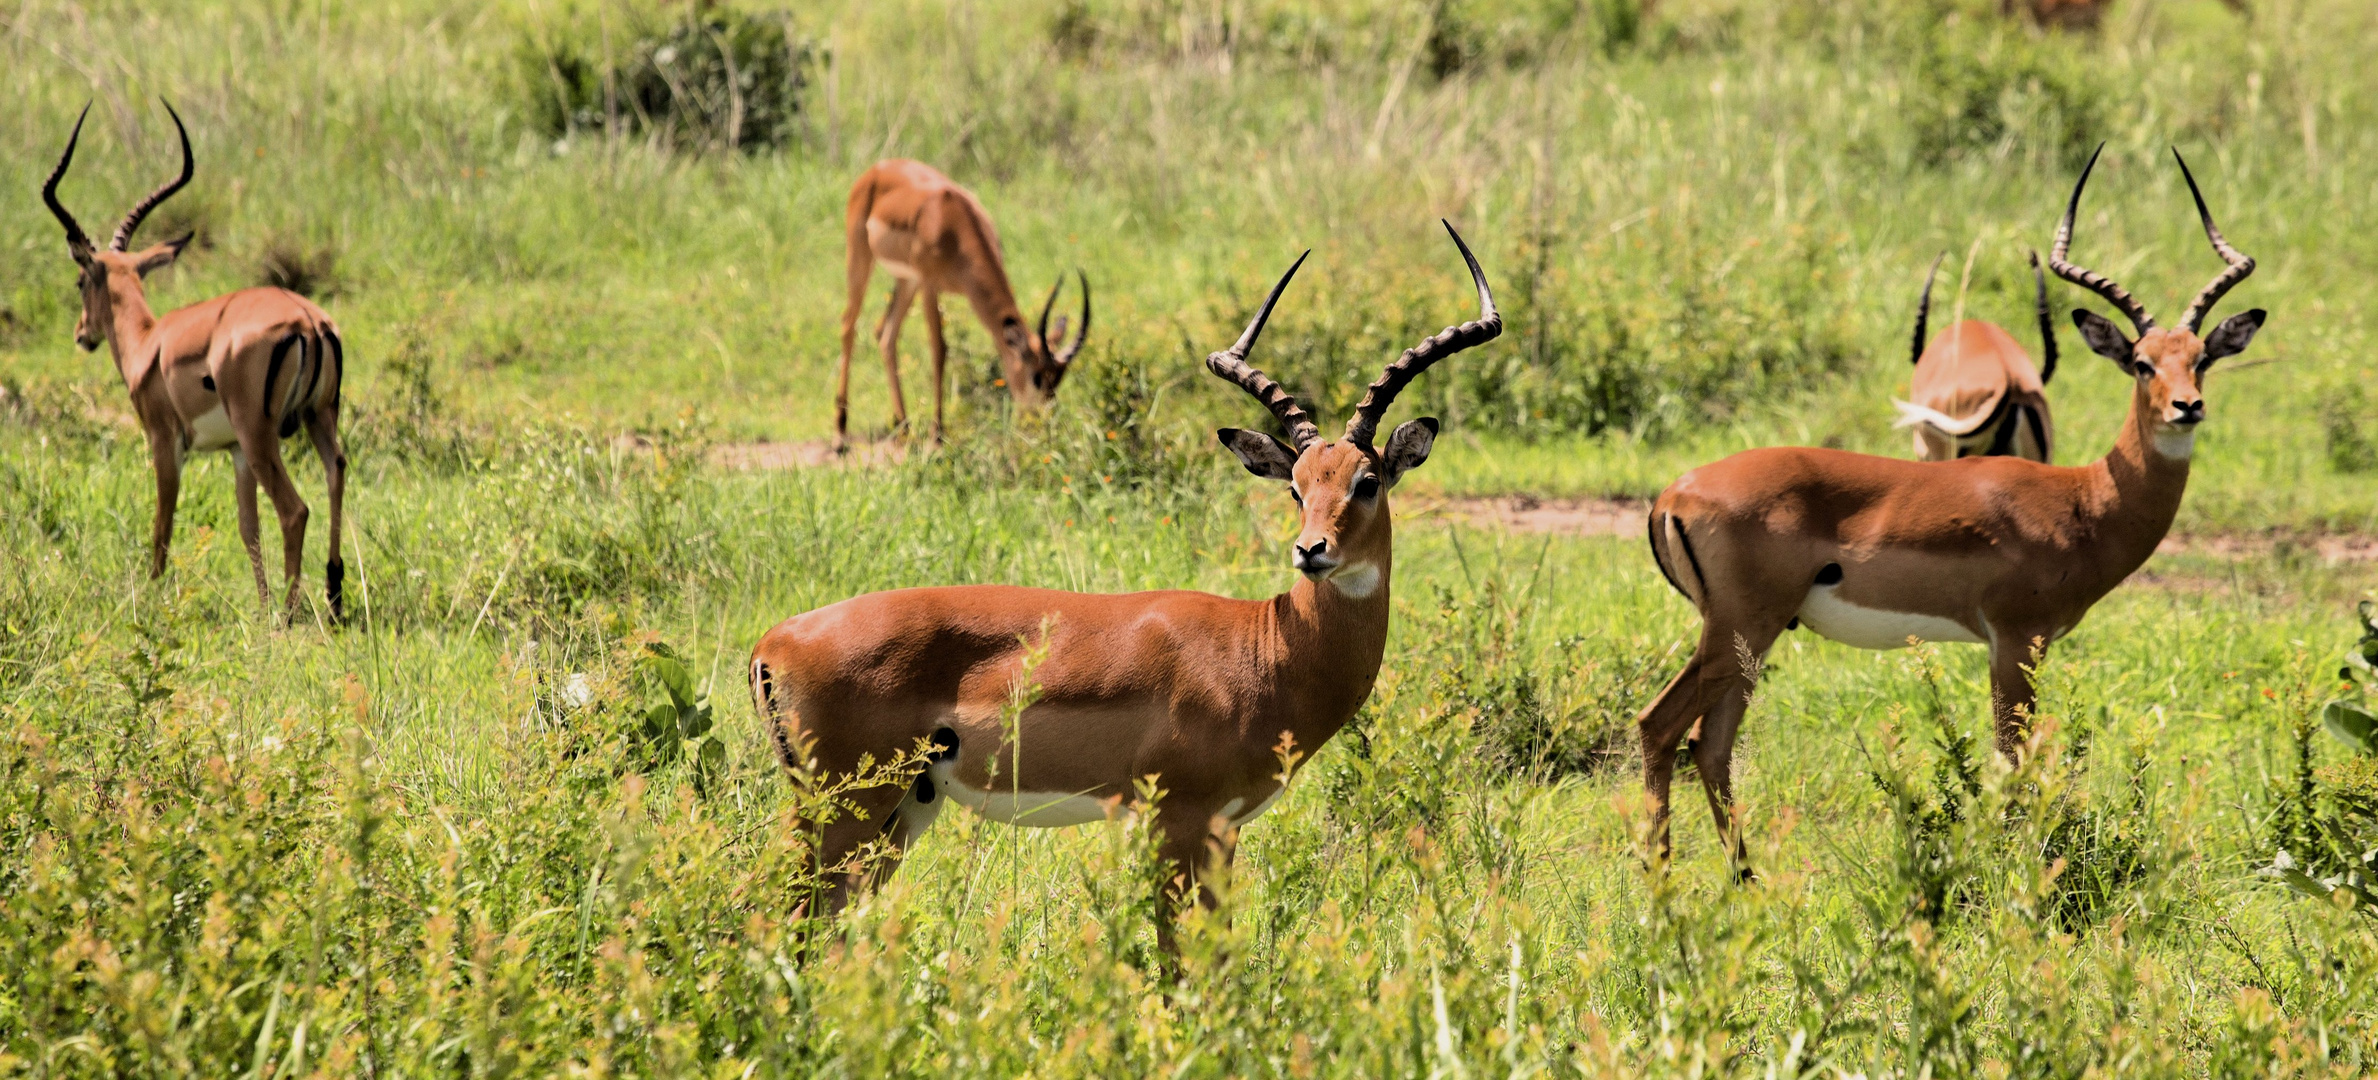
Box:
[1379,417,1439,485]
[134,232,194,277]
[2070,309,2136,370]
[2200,308,2266,366]
[1217,428,1298,481]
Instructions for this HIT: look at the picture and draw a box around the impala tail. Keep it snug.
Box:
[1891,395,2007,440]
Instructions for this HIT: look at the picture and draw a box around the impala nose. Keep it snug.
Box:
[1293,539,1339,577]
[2170,398,2204,425]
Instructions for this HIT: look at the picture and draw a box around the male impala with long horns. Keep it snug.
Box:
[43,101,349,619]
[1893,250,2061,462]
[835,159,1090,449]
[1636,146,2264,870]
[755,223,1498,942]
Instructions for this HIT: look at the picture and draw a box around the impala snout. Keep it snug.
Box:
[1293,537,1340,578]
[2166,397,2204,426]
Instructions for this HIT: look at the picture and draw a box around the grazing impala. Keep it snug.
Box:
[835,159,1090,449]
[43,102,349,619]
[1893,250,2060,462]
[755,223,1498,940]
[1636,146,2263,867]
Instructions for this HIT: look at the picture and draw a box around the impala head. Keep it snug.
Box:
[1210,223,1501,595]
[1000,270,1091,404]
[2049,144,2265,457]
[44,101,197,352]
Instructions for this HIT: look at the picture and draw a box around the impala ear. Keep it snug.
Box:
[1217,428,1298,481]
[2200,308,2266,366]
[1378,417,1439,486]
[2070,309,2137,371]
[133,233,194,277]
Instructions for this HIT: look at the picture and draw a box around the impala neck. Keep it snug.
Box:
[2089,381,2192,569]
[1266,515,1395,757]
[100,270,162,389]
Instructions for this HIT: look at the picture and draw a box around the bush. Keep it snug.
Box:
[521,2,820,154]
[1906,11,2105,170]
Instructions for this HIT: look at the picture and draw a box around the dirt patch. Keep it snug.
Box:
[1417,495,1651,536]
[2155,532,2378,564]
[708,438,907,470]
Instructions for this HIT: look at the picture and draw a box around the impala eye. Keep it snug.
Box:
[1290,486,1303,505]
[1353,475,1380,500]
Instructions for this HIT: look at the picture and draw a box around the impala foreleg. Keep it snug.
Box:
[1988,632,2050,760]
[921,286,947,445]
[145,429,182,580]
[1151,802,1237,958]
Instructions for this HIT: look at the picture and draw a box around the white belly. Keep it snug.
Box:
[1797,586,1983,650]
[937,774,1114,827]
[187,405,236,451]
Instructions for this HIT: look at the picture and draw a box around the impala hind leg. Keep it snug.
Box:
[1689,622,1784,881]
[796,782,915,925]
[245,439,311,618]
[305,405,348,621]
[1636,653,1720,862]
[876,280,920,436]
[231,447,270,610]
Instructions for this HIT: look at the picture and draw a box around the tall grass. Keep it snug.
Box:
[4,0,2378,1074]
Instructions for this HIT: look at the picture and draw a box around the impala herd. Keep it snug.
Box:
[41,106,2268,945]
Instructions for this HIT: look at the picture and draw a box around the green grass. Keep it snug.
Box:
[5,0,2378,1074]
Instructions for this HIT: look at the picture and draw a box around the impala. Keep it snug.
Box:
[43,102,349,619]
[1892,250,2060,462]
[754,223,1498,940]
[1636,146,2263,867]
[834,159,1089,450]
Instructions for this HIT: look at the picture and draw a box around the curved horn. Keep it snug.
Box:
[1205,250,1319,449]
[2047,143,2155,336]
[1055,269,1091,366]
[43,103,94,253]
[1342,220,1501,448]
[1034,274,1062,355]
[2171,147,2256,334]
[1910,251,1944,366]
[2029,250,2058,384]
[111,98,194,252]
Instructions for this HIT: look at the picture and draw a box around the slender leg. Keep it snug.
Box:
[1151,803,1234,958]
[921,286,948,445]
[836,252,873,453]
[146,430,182,579]
[876,280,919,436]
[1635,654,1718,861]
[305,404,348,621]
[795,782,912,925]
[231,447,269,609]
[1690,625,1782,881]
[1988,632,2048,760]
[244,440,311,618]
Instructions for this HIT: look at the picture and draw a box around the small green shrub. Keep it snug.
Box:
[1906,12,2104,170]
[2267,601,2378,913]
[2320,384,2377,474]
[520,3,820,154]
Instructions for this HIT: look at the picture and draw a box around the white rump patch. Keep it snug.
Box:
[188,404,236,451]
[1329,563,1382,599]
[1798,586,1983,650]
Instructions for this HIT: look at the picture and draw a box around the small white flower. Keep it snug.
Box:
[562,672,594,710]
